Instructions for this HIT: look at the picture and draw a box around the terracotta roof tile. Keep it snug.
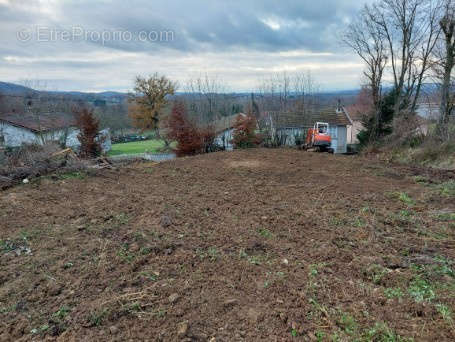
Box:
[265,107,352,129]
[0,112,76,132]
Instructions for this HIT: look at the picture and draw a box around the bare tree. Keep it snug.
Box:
[433,0,455,139]
[343,4,388,138]
[183,74,234,122]
[258,71,320,113]
[410,0,442,111]
[20,80,70,144]
[0,94,24,114]
[95,102,131,135]
[257,72,291,112]
[293,71,320,112]
[371,0,441,113]
[257,75,278,112]
[275,72,291,111]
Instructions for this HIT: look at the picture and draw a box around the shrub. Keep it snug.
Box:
[1,143,60,169]
[232,114,261,149]
[412,138,455,163]
[166,102,215,157]
[75,108,104,158]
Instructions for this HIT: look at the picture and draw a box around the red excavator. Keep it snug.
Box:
[305,122,333,153]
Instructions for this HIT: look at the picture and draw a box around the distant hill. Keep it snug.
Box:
[0,81,440,108]
[0,81,127,105]
[0,82,37,95]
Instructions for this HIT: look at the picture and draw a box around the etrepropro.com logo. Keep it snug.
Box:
[16,26,175,45]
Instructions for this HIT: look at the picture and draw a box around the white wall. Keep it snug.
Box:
[100,129,112,152]
[0,123,111,152]
[215,129,234,150]
[347,121,363,144]
[63,128,112,152]
[276,128,306,146]
[66,129,80,148]
[328,125,348,154]
[0,122,42,147]
[336,126,347,154]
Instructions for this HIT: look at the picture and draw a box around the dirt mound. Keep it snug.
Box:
[0,149,453,341]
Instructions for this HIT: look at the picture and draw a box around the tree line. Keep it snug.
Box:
[343,0,455,144]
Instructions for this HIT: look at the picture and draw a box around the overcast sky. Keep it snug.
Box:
[0,0,368,93]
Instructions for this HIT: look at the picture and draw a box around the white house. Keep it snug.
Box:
[0,112,111,152]
[262,107,352,154]
[345,102,440,144]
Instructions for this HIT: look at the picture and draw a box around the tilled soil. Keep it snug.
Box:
[0,149,454,341]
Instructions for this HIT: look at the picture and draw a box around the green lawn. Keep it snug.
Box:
[108,140,169,156]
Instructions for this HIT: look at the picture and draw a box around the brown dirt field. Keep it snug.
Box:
[0,148,454,341]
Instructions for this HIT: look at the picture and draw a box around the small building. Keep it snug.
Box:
[0,112,111,152]
[262,107,352,154]
[344,108,364,145]
[212,113,246,151]
[345,102,441,144]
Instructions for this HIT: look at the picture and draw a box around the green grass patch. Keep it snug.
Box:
[107,139,169,156]
[337,312,357,335]
[384,287,404,299]
[408,276,435,302]
[435,303,453,323]
[386,191,415,206]
[365,264,389,285]
[364,322,412,341]
[257,228,273,238]
[53,306,71,320]
[88,308,108,327]
[398,192,415,206]
[437,180,455,197]
[413,175,429,184]
[117,244,136,263]
[434,212,455,222]
[433,256,454,278]
[196,247,220,262]
[0,304,17,314]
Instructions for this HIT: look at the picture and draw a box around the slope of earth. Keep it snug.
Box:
[0,149,454,341]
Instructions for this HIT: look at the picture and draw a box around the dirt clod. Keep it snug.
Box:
[169,293,180,304]
[47,283,62,296]
[247,308,262,324]
[223,299,239,307]
[109,326,119,335]
[160,215,172,228]
[177,321,189,338]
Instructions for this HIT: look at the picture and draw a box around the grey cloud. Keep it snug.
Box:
[55,0,362,53]
[0,0,366,91]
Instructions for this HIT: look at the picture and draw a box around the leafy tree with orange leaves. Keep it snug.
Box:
[232,113,261,149]
[128,73,176,140]
[167,102,215,156]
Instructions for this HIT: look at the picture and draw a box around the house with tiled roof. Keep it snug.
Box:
[261,106,352,153]
[0,111,111,151]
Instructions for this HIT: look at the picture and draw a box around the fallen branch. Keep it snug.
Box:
[51,148,79,160]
